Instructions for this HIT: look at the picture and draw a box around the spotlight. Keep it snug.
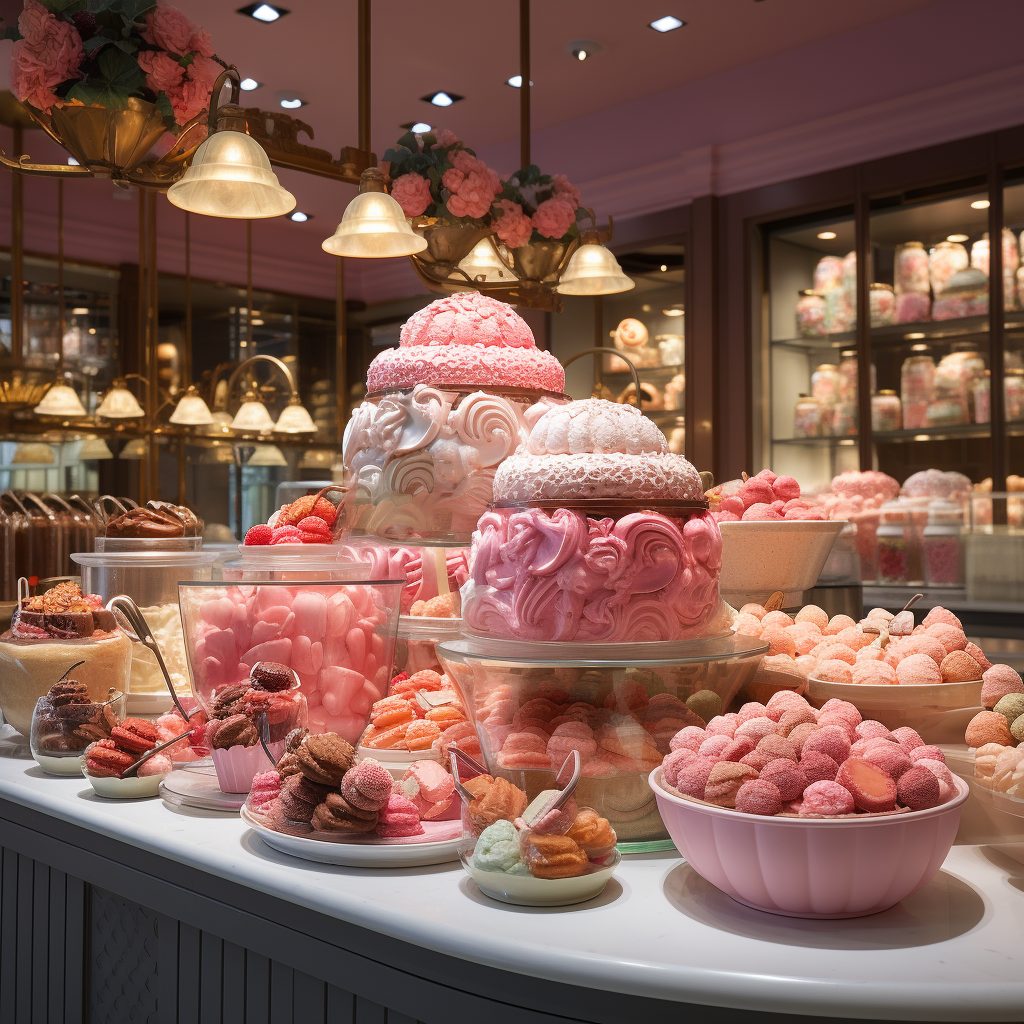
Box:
[423,91,462,107]
[649,15,685,32]
[289,211,310,222]
[817,231,837,240]
[506,76,534,88]
[240,78,261,91]
[237,3,288,21]
[971,199,990,209]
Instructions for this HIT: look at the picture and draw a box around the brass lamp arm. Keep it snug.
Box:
[207,68,243,133]
[0,150,93,178]
[224,354,298,402]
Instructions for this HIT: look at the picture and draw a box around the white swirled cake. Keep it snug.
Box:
[342,293,567,543]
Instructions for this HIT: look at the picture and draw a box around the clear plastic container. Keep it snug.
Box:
[901,353,936,429]
[394,615,463,677]
[221,545,372,583]
[795,290,826,338]
[869,282,895,326]
[179,579,402,745]
[435,632,768,847]
[871,390,902,432]
[876,502,914,585]
[341,384,568,545]
[923,500,963,587]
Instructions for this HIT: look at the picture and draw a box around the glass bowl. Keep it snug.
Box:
[341,385,567,545]
[179,579,402,746]
[436,633,768,849]
[30,686,126,775]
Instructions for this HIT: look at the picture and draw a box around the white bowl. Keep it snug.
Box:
[718,520,845,606]
[85,771,167,799]
[462,851,621,907]
[356,744,442,782]
[32,751,84,776]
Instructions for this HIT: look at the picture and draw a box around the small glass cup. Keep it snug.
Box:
[30,686,126,776]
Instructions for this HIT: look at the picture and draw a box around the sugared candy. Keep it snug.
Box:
[836,757,897,812]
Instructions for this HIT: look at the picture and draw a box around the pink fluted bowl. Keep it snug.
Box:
[651,768,968,919]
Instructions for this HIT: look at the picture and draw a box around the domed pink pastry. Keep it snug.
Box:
[897,766,941,810]
[815,660,853,685]
[398,759,455,820]
[921,606,963,631]
[705,714,738,738]
[735,717,778,743]
[940,650,983,683]
[756,733,797,762]
[788,722,820,755]
[498,730,552,769]
[546,722,598,763]
[891,726,924,751]
[818,699,861,725]
[816,712,857,741]
[740,603,768,619]
[799,751,839,785]
[837,757,897,812]
[669,725,707,753]
[699,734,732,760]
[909,744,945,764]
[924,622,968,655]
[855,720,893,741]
[981,664,1024,709]
[823,614,858,636]
[662,747,699,787]
[778,706,817,736]
[249,770,281,811]
[895,654,942,686]
[734,779,782,816]
[758,758,807,801]
[672,756,717,798]
[366,292,565,392]
[814,643,857,665]
[799,780,855,816]
[851,661,897,686]
[720,735,756,762]
[862,743,913,780]
[341,759,394,811]
[138,754,172,778]
[760,611,794,630]
[965,641,992,672]
[795,605,829,629]
[801,725,851,764]
[760,627,796,658]
[737,701,769,723]
[915,757,956,801]
[766,689,812,720]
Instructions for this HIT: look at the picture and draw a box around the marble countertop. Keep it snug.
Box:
[1,741,1023,1021]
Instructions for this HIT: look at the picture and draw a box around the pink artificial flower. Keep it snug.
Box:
[142,3,199,55]
[532,196,576,240]
[443,150,501,220]
[431,128,459,149]
[167,74,209,126]
[10,3,83,112]
[189,26,215,59]
[493,199,533,248]
[551,173,581,210]
[187,55,220,93]
[391,172,432,218]
[441,167,463,192]
[138,50,184,95]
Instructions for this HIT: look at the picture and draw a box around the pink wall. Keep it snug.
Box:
[1,0,1023,301]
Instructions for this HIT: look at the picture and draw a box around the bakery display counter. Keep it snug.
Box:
[1,732,1023,1024]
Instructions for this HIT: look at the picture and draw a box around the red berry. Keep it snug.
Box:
[244,525,273,546]
[297,515,331,535]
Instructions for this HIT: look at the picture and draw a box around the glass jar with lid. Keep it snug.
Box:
[870,282,895,326]
[822,286,853,334]
[795,290,826,338]
[876,502,915,585]
[1007,369,1024,422]
[971,371,990,424]
[811,363,841,408]
[895,242,929,295]
[922,500,963,587]
[871,390,902,432]
[901,352,935,429]
[928,240,969,297]
[933,267,988,320]
[813,255,844,293]
[794,394,827,437]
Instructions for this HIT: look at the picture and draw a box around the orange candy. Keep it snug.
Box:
[371,695,417,729]
[361,723,410,749]
[425,704,466,727]
[404,719,442,750]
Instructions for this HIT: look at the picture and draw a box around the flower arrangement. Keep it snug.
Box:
[383,128,502,225]
[3,0,222,132]
[494,165,585,247]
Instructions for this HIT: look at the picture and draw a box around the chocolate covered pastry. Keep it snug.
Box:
[103,501,203,539]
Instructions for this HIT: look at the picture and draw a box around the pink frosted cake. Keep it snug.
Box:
[366,291,565,392]
[462,399,728,643]
[343,294,567,544]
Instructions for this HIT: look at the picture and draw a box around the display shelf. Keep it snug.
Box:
[874,423,992,443]
[772,436,858,446]
[600,362,684,379]
[771,332,854,350]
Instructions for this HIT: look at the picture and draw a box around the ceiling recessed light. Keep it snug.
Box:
[565,39,602,61]
[71,307,89,315]
[67,157,79,166]
[662,307,684,317]
[237,3,288,21]
[240,78,261,91]
[817,230,837,240]
[506,75,534,88]
[971,199,990,209]
[289,211,310,222]
[423,91,462,107]
[409,122,432,133]
[279,96,304,109]
[649,15,685,32]
[660,264,668,272]
[947,233,969,242]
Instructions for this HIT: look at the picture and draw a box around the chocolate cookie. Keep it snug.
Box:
[251,661,295,692]
[295,733,355,786]
[277,774,332,824]
[274,751,303,778]
[207,714,257,750]
[211,683,250,719]
[311,792,378,834]
[284,727,309,752]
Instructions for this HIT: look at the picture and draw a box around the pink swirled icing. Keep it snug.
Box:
[463,506,725,642]
[367,292,566,392]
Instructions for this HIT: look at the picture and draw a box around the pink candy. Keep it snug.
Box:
[800,780,855,816]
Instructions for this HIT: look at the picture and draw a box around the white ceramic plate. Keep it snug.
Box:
[241,806,461,867]
[463,851,620,906]
[356,745,442,781]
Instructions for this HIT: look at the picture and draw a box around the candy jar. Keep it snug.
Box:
[832,402,857,436]
[838,352,858,404]
[1003,228,1019,311]
[923,500,963,587]
[795,290,826,338]
[895,290,931,323]
[1006,369,1024,421]
[972,371,991,424]
[876,503,914,585]
[813,255,844,293]
[932,267,988,320]
[842,250,857,312]
[794,395,826,438]
[901,353,935,429]
[928,240,969,297]
[871,390,902,432]
[895,242,929,296]
[823,286,853,334]
[870,283,895,326]
[811,363,841,408]
[971,236,989,277]
[30,678,126,776]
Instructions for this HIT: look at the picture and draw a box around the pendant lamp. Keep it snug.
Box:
[246,444,288,467]
[457,239,518,283]
[230,388,275,432]
[78,437,114,460]
[167,71,295,220]
[274,395,317,433]
[34,381,86,417]
[119,437,148,460]
[169,384,215,426]
[557,242,634,295]
[96,378,145,419]
[12,442,55,464]
[322,168,427,258]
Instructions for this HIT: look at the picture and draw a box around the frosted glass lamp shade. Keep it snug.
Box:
[247,444,288,466]
[322,192,428,258]
[119,438,148,460]
[274,398,317,433]
[299,449,332,470]
[557,243,635,295]
[78,437,114,460]
[34,383,86,417]
[167,130,296,220]
[169,386,214,426]
[456,238,518,283]
[12,442,54,464]
[96,380,144,419]
[230,392,275,433]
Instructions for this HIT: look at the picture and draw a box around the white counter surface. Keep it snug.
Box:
[1,745,1023,1021]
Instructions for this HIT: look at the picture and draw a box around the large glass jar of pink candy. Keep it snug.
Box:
[922,500,963,587]
[811,363,841,408]
[900,353,935,429]
[894,242,929,296]
[928,240,969,297]
[875,503,917,585]
[793,395,827,438]
[869,283,895,327]
[972,372,991,424]
[179,579,402,744]
[340,293,568,546]
[1006,370,1024,422]
[871,390,902,432]
[795,290,826,338]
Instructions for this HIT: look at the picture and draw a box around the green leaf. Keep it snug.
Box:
[42,0,86,14]
[67,45,144,108]
[177,51,194,68]
[86,0,155,25]
[395,130,420,152]
[155,90,175,130]
[1,25,23,41]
